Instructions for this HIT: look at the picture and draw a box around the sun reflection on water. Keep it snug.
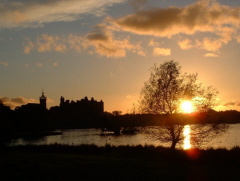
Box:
[183,125,191,150]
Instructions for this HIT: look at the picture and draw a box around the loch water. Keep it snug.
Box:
[8,124,240,149]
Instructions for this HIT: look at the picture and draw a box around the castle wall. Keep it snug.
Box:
[59,96,104,115]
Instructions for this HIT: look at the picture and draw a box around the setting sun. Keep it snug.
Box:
[180,101,194,113]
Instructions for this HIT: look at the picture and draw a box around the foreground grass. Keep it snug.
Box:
[1,144,240,181]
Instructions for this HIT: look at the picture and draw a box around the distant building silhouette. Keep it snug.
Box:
[15,92,104,118]
[60,96,104,115]
[17,92,47,111]
[40,91,47,109]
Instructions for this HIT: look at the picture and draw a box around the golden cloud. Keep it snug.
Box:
[178,37,224,52]
[152,47,171,56]
[0,96,38,109]
[24,27,144,58]
[204,53,219,57]
[84,25,133,57]
[85,29,144,57]
[178,39,193,50]
[148,39,160,47]
[236,36,240,43]
[0,0,125,29]
[110,0,240,40]
[24,34,80,54]
[24,41,34,54]
[137,50,146,56]
[196,38,222,52]
[68,34,83,53]
[85,33,140,58]
[36,34,67,53]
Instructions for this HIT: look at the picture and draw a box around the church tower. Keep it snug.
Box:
[39,91,47,109]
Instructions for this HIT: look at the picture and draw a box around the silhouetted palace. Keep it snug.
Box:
[59,96,104,115]
[11,92,105,130]
[17,92,104,116]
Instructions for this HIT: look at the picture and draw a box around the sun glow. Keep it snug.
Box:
[180,100,194,113]
[183,125,191,150]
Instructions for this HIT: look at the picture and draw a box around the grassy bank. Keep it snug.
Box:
[1,144,240,180]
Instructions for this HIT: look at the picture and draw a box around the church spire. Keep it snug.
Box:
[42,88,44,96]
[40,90,47,109]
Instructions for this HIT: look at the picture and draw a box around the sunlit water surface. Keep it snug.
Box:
[183,125,191,149]
[8,124,240,149]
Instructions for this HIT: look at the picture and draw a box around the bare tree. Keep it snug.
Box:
[139,60,228,149]
[112,110,122,116]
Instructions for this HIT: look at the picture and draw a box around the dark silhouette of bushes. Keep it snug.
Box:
[1,144,240,181]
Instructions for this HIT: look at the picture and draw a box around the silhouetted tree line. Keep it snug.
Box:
[49,105,104,129]
[1,101,240,139]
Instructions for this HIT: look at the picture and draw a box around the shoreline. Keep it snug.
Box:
[2,131,62,140]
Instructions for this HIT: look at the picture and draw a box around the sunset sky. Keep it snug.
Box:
[1,0,240,113]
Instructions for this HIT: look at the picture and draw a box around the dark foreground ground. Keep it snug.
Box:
[1,144,240,181]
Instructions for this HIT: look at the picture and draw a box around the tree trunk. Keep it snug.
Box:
[170,139,177,150]
[169,125,177,150]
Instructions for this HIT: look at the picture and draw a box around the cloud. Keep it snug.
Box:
[178,38,193,50]
[23,40,34,54]
[217,26,235,44]
[137,50,146,56]
[37,34,67,53]
[86,35,139,58]
[178,37,226,53]
[0,0,126,29]
[223,102,235,106]
[196,38,222,52]
[178,37,223,52]
[24,25,144,58]
[84,24,145,58]
[236,35,240,43]
[152,47,171,56]
[0,96,38,109]
[109,0,240,44]
[87,31,110,42]
[204,53,219,57]
[47,98,54,104]
[0,96,53,109]
[21,0,240,57]
[112,0,240,36]
[11,97,30,105]
[67,34,83,53]
[0,61,8,66]
[148,39,160,47]
[24,34,83,54]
